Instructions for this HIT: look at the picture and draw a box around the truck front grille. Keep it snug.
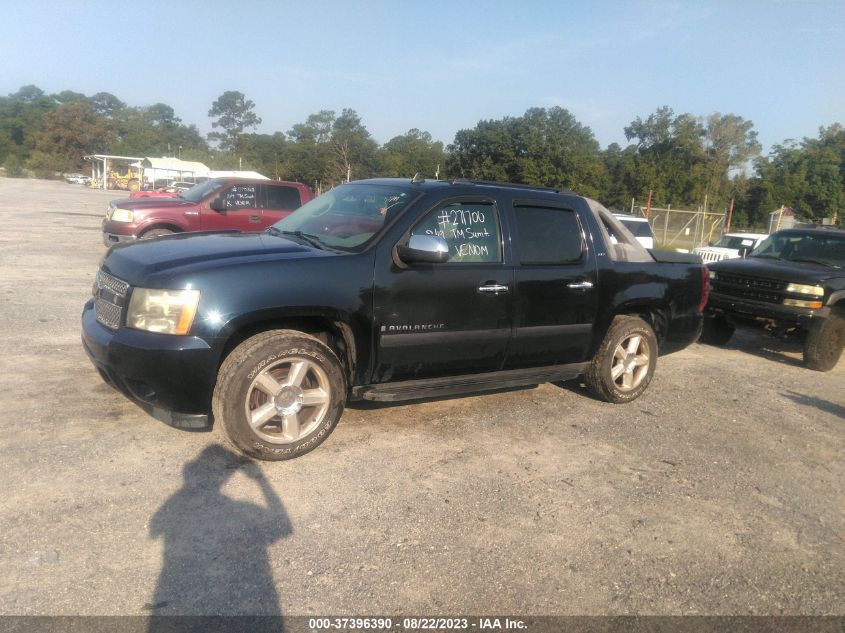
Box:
[94,270,130,329]
[694,249,727,263]
[96,269,129,296]
[95,297,123,328]
[712,273,787,305]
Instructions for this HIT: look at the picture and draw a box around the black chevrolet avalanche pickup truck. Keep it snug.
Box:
[82,178,708,460]
[703,226,845,371]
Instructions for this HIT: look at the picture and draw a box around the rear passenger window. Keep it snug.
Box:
[515,206,583,265]
[265,185,302,210]
[411,201,502,263]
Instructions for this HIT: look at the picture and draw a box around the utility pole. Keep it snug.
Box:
[726,198,734,232]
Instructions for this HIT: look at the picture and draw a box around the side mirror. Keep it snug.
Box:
[397,234,450,264]
[209,196,228,213]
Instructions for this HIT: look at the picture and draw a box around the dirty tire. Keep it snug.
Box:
[140,228,175,239]
[804,311,845,372]
[212,330,346,460]
[700,315,735,346]
[585,315,658,404]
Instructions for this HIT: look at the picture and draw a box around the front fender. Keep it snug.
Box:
[209,307,368,386]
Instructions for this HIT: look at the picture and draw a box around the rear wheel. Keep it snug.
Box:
[212,330,346,460]
[585,315,658,403]
[700,315,735,345]
[804,312,845,372]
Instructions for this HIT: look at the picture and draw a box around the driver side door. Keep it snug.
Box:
[372,196,513,382]
[201,183,263,232]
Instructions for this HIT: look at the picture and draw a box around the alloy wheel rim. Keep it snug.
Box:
[244,357,331,444]
[611,334,651,391]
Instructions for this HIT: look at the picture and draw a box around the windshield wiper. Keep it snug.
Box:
[267,227,325,250]
[752,254,781,260]
[790,257,839,269]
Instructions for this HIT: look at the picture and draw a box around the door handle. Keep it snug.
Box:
[249,215,261,223]
[566,280,594,289]
[478,284,509,294]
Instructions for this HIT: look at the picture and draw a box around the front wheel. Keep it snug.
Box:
[140,228,175,239]
[212,330,346,460]
[584,315,658,403]
[804,312,845,372]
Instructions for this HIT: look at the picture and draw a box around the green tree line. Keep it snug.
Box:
[1,84,842,227]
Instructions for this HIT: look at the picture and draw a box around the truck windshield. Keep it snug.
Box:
[180,179,224,202]
[751,232,845,268]
[714,236,757,249]
[269,183,416,251]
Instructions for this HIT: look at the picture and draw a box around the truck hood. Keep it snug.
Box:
[111,196,197,211]
[709,256,841,284]
[102,231,334,284]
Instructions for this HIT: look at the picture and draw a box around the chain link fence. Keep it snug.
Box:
[633,206,726,251]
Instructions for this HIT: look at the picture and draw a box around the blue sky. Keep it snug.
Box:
[2,0,843,153]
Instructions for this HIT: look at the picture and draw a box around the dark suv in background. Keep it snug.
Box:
[704,226,845,371]
[102,177,313,246]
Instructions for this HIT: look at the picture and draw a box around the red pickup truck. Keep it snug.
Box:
[102,178,313,246]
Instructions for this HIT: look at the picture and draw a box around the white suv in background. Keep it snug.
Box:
[693,232,768,263]
[613,214,655,249]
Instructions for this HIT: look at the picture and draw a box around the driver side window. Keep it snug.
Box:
[411,201,502,263]
[221,184,257,209]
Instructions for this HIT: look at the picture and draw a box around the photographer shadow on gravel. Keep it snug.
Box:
[147,444,292,632]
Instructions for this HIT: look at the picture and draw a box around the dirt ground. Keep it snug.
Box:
[0,178,842,616]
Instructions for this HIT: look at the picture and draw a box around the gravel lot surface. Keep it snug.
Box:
[0,178,842,616]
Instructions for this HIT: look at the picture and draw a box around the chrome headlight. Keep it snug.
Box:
[127,288,200,335]
[785,283,824,296]
[110,207,134,222]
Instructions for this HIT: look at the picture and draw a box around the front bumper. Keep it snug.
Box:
[706,291,829,330]
[102,217,138,247]
[103,232,136,248]
[81,299,219,429]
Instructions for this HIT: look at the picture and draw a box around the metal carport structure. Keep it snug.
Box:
[139,157,210,188]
